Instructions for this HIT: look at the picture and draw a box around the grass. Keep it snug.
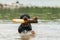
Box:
[0,7,60,20]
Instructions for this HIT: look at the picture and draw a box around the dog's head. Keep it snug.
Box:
[23,16,28,21]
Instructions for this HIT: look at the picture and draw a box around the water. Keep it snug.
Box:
[0,20,60,40]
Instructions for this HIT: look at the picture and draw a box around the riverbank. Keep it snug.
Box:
[0,7,60,20]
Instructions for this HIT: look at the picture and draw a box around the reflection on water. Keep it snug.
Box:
[0,20,60,40]
[20,33,30,40]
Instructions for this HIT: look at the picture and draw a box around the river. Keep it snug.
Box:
[0,20,60,40]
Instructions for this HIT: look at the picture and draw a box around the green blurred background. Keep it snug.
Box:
[0,7,60,20]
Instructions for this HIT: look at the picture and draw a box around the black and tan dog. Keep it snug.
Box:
[12,14,38,37]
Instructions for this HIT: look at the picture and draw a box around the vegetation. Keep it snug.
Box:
[0,7,60,20]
